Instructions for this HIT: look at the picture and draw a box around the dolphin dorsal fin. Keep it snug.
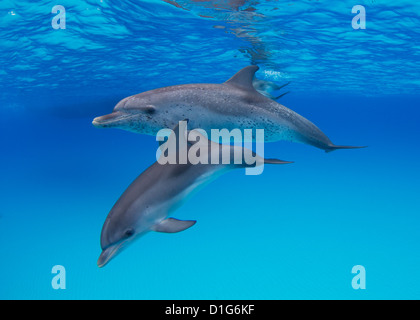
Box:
[224,66,259,90]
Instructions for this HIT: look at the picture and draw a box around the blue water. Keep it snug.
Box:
[0,0,419,300]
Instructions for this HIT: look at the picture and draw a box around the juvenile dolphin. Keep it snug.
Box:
[252,78,291,100]
[92,66,365,152]
[97,121,292,267]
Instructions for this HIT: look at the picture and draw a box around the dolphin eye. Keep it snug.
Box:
[124,229,135,238]
[143,105,156,114]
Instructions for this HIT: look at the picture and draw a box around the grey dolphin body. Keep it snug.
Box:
[97,121,291,267]
[93,66,364,152]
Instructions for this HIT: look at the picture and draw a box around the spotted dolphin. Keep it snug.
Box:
[92,66,365,152]
[97,120,292,267]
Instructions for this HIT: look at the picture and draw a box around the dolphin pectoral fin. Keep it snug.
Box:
[325,145,368,153]
[264,158,294,165]
[152,218,196,233]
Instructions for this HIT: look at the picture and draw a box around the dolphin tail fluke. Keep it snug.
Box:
[325,145,367,153]
[264,158,294,165]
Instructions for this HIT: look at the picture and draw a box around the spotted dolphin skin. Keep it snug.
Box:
[92,66,365,152]
[97,121,292,268]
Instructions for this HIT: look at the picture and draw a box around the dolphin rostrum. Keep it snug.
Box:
[92,66,365,152]
[97,120,292,267]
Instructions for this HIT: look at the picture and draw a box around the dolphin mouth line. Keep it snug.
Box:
[92,112,139,127]
[97,241,126,268]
